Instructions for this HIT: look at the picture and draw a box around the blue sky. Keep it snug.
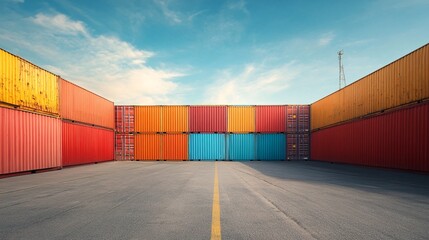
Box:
[1,0,428,105]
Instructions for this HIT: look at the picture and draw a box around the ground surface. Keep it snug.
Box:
[0,161,428,240]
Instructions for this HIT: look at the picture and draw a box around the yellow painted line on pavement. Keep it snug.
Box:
[211,162,221,240]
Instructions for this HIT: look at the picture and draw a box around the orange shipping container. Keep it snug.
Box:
[311,43,429,130]
[135,134,162,160]
[60,78,114,129]
[135,106,162,133]
[162,106,188,133]
[162,134,188,160]
[228,106,255,132]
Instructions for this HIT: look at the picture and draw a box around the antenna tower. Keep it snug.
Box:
[338,50,346,89]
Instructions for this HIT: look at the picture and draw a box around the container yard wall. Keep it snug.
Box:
[62,121,114,167]
[311,102,429,172]
[162,106,189,133]
[115,106,134,133]
[115,134,134,161]
[0,107,61,175]
[256,105,286,132]
[311,44,429,130]
[162,134,188,161]
[256,134,286,161]
[227,134,255,161]
[189,106,227,132]
[189,134,226,161]
[228,106,255,133]
[135,134,162,160]
[0,49,59,115]
[287,134,310,160]
[60,78,114,129]
[135,106,162,133]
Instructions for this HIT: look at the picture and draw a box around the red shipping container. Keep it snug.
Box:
[115,134,134,161]
[311,102,429,172]
[256,105,286,132]
[162,134,188,161]
[0,107,61,175]
[189,106,227,132]
[287,105,310,133]
[62,121,114,167]
[60,78,114,129]
[287,134,310,160]
[115,106,134,133]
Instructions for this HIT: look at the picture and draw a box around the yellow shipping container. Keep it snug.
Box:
[135,106,162,132]
[162,105,189,133]
[1,49,59,115]
[311,43,429,130]
[228,106,255,132]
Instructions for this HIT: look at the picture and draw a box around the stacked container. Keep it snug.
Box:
[286,105,310,160]
[115,106,135,160]
[311,43,429,172]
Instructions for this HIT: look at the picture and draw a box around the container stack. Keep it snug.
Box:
[310,43,429,172]
[115,106,135,160]
[286,105,310,160]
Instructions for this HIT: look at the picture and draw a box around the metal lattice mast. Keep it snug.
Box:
[338,50,346,89]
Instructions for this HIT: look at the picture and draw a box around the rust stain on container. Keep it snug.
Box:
[311,43,429,130]
[162,106,188,133]
[135,106,162,133]
[228,106,255,133]
[0,49,59,115]
[162,134,188,160]
[60,78,114,129]
[135,134,162,160]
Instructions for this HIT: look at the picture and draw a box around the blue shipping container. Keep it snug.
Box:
[256,134,286,160]
[189,134,226,160]
[228,134,255,161]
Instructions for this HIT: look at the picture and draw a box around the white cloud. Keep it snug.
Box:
[10,0,24,3]
[0,12,186,104]
[228,0,248,13]
[318,32,335,46]
[155,0,182,24]
[204,63,300,104]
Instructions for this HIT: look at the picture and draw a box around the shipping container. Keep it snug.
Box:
[256,134,286,161]
[115,134,134,161]
[311,43,429,130]
[227,134,255,161]
[162,134,188,161]
[286,105,298,133]
[0,107,61,175]
[135,106,162,133]
[62,121,114,167]
[115,106,134,133]
[256,105,286,133]
[228,106,255,133]
[162,106,188,133]
[287,134,310,160]
[287,105,310,133]
[189,134,226,161]
[0,49,59,115]
[135,134,162,160]
[60,78,114,129]
[311,102,429,172]
[189,106,227,132]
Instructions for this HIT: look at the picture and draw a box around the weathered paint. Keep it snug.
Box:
[311,102,429,172]
[256,134,286,161]
[0,107,61,175]
[189,134,226,161]
[287,105,310,133]
[134,134,162,160]
[189,106,227,132]
[228,106,255,133]
[286,134,310,160]
[227,134,255,161]
[162,134,188,160]
[256,105,286,132]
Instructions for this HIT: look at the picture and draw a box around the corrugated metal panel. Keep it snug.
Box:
[135,134,162,160]
[256,105,286,133]
[115,134,134,161]
[0,49,59,115]
[256,134,286,161]
[228,134,255,161]
[286,105,298,133]
[162,106,188,133]
[189,134,226,160]
[0,107,61,175]
[311,102,429,172]
[287,105,310,133]
[62,121,114,167]
[162,134,188,161]
[135,106,162,133]
[311,43,429,130]
[60,78,114,129]
[287,134,309,160]
[115,106,134,133]
[189,106,227,132]
[228,106,255,133]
